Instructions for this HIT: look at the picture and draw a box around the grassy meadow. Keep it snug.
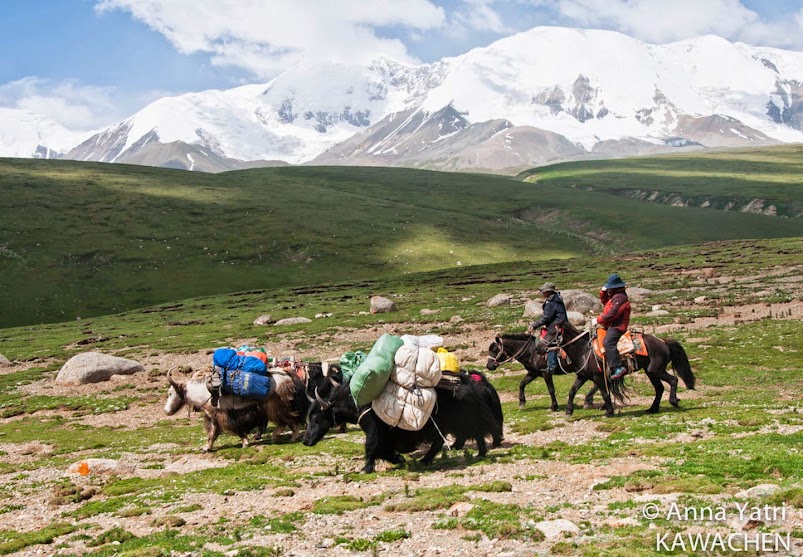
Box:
[0,237,800,555]
[517,144,803,218]
[2,148,801,327]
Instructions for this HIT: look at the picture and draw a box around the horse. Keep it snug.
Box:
[487,323,696,415]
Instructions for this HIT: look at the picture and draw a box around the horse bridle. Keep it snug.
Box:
[491,335,535,366]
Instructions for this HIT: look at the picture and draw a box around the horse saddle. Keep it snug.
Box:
[592,328,648,360]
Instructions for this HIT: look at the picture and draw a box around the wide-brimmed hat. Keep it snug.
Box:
[538,282,557,293]
[604,273,626,290]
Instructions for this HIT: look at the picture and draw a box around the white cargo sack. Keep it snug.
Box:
[372,381,437,431]
[400,334,444,350]
[372,343,442,431]
[391,344,442,389]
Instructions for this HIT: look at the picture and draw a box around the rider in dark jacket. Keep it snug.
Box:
[593,274,631,379]
[528,282,567,372]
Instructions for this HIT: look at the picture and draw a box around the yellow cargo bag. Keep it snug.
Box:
[435,347,459,373]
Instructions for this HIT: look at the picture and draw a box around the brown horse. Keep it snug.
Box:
[488,323,695,416]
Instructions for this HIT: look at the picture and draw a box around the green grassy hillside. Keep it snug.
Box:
[1,152,801,327]
[516,144,803,218]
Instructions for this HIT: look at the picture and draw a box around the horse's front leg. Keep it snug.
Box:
[543,372,559,412]
[584,384,599,410]
[565,375,588,416]
[518,372,538,409]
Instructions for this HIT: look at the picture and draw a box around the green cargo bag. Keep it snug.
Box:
[339,351,368,382]
[350,334,404,407]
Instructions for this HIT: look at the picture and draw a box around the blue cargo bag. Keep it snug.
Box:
[212,348,272,399]
[224,370,272,399]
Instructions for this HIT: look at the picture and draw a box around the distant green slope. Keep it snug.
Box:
[516,144,803,218]
[1,155,801,327]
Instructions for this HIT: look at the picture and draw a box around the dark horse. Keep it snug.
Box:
[487,323,695,416]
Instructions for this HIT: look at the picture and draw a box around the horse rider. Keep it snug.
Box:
[527,282,567,373]
[592,273,631,380]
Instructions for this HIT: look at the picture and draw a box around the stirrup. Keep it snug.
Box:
[610,367,627,380]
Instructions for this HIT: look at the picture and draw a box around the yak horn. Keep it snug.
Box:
[167,367,182,390]
[305,390,315,403]
[315,386,331,410]
[329,375,341,388]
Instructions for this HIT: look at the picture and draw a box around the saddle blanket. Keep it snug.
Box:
[593,329,649,360]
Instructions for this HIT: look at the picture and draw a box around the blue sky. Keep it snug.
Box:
[1,0,801,130]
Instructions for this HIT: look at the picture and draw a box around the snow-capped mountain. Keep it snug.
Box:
[0,108,90,159]
[8,27,803,171]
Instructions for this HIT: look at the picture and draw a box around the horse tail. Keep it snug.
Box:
[607,375,632,405]
[666,339,695,390]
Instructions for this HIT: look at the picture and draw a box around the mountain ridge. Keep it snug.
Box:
[5,26,803,172]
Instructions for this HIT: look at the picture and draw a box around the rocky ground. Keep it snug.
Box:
[0,258,801,556]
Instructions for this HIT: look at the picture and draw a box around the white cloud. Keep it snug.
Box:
[0,77,166,131]
[452,0,513,35]
[96,0,446,77]
[546,0,803,49]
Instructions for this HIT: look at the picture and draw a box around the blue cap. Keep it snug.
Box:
[604,273,626,290]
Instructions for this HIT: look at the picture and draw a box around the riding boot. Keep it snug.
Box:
[610,366,627,380]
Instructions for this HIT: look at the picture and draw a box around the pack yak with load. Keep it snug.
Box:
[164,347,310,451]
[164,336,504,473]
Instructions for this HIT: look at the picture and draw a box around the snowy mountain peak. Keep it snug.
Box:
[5,26,803,171]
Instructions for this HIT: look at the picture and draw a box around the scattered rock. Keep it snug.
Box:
[627,287,653,301]
[606,517,641,528]
[152,516,186,528]
[562,290,602,314]
[370,296,397,314]
[56,352,144,385]
[486,293,512,307]
[736,484,781,498]
[0,354,11,367]
[461,296,474,302]
[448,502,474,517]
[523,299,544,319]
[319,538,336,549]
[651,304,663,312]
[358,311,370,316]
[67,458,135,476]
[645,310,670,317]
[694,296,707,303]
[273,317,312,326]
[252,314,274,325]
[314,312,333,319]
[567,311,587,326]
[449,315,464,324]
[533,519,580,540]
[420,309,439,316]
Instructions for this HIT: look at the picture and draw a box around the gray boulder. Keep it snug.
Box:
[56,352,144,385]
[0,354,10,367]
[252,314,274,325]
[562,289,602,314]
[627,287,653,301]
[533,519,580,540]
[486,293,513,307]
[645,310,670,317]
[523,299,544,319]
[567,311,587,326]
[370,296,397,314]
[274,317,312,326]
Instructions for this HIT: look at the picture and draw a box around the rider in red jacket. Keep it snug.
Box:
[592,274,631,379]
